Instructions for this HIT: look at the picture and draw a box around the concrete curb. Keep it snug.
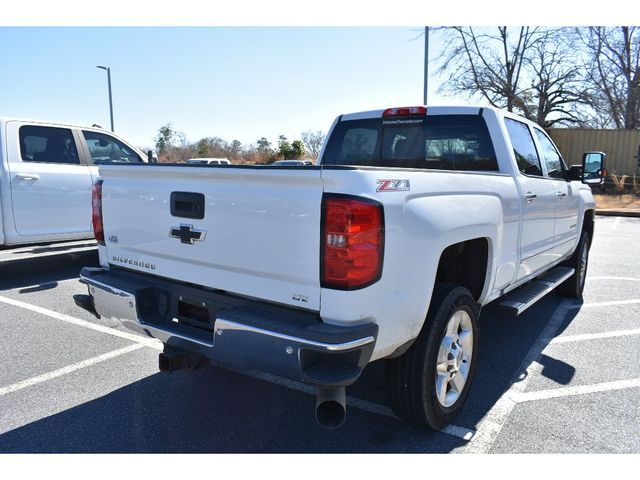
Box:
[595,210,640,217]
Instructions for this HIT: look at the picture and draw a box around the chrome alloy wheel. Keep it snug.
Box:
[435,309,474,408]
[579,240,589,290]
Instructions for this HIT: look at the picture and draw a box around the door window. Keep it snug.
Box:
[82,130,142,164]
[534,129,566,179]
[504,118,543,177]
[19,126,80,164]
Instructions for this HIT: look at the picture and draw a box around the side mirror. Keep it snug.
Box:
[147,150,158,163]
[565,165,582,181]
[581,151,606,185]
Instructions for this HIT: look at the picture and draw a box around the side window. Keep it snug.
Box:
[82,130,142,164]
[504,118,543,177]
[19,126,80,164]
[534,129,565,179]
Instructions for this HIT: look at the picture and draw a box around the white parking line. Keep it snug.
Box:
[0,294,162,350]
[612,217,622,229]
[0,294,475,441]
[588,276,640,282]
[512,378,640,403]
[0,344,144,397]
[568,299,640,309]
[551,327,640,344]
[456,300,572,454]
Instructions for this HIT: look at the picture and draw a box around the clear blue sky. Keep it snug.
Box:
[0,27,468,149]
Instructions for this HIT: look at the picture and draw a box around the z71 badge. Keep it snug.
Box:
[376,179,410,192]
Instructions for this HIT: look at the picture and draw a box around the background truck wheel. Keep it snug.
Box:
[385,283,480,430]
[556,233,590,299]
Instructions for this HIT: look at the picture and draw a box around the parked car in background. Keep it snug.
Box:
[186,158,231,165]
[0,117,150,247]
[271,159,314,166]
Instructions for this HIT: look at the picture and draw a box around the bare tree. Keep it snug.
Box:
[438,27,539,113]
[524,30,593,128]
[438,27,591,128]
[301,130,325,159]
[581,27,640,129]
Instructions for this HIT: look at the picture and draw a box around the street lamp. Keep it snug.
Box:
[96,66,114,132]
[423,26,429,105]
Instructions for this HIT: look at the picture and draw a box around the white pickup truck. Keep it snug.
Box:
[0,117,151,247]
[76,106,604,429]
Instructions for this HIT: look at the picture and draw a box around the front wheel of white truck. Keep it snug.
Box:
[385,284,480,429]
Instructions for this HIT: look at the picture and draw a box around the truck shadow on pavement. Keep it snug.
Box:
[0,251,98,292]
[0,291,581,453]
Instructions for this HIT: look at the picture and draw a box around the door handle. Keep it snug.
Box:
[15,174,40,181]
[524,192,537,202]
[555,191,567,198]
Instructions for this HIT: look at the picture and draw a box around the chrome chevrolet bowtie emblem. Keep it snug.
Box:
[169,224,207,244]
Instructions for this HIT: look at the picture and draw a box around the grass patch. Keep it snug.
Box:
[594,194,640,211]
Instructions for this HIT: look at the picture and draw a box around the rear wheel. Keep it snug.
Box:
[557,233,589,299]
[385,284,480,429]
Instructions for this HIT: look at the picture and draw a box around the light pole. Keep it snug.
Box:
[423,26,429,105]
[96,66,114,132]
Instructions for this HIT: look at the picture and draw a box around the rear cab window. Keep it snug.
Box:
[321,114,499,172]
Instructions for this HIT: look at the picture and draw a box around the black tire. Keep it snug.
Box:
[385,283,480,429]
[556,233,589,299]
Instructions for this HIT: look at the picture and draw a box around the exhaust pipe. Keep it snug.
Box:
[315,386,347,429]
[158,349,208,373]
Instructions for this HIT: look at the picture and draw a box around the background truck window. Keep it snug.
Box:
[82,130,142,164]
[19,125,80,164]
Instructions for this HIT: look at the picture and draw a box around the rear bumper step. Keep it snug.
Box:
[499,266,574,315]
[78,267,377,387]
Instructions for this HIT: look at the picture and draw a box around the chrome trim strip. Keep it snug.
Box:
[81,274,134,299]
[216,318,375,352]
[139,323,214,347]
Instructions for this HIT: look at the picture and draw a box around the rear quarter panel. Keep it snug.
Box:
[320,167,520,360]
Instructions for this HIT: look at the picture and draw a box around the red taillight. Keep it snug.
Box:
[92,180,104,245]
[382,106,427,117]
[321,195,384,290]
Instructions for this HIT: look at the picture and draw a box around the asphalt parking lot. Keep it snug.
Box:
[0,216,638,453]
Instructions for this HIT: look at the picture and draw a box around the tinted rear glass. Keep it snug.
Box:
[322,115,498,171]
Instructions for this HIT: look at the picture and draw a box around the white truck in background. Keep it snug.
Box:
[0,117,151,247]
[76,106,605,429]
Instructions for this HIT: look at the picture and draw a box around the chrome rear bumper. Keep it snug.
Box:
[77,267,377,387]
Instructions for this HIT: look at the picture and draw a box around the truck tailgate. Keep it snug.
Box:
[99,165,323,311]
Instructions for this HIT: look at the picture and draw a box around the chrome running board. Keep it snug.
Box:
[499,266,574,315]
